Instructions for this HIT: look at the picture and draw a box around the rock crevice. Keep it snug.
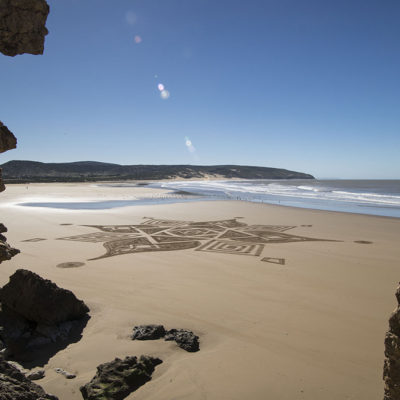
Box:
[0,0,49,57]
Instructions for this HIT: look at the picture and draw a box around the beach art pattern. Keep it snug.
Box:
[56,218,334,261]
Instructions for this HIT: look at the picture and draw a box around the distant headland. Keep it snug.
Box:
[0,160,314,183]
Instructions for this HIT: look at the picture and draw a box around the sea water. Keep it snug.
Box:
[154,179,400,218]
[18,180,400,218]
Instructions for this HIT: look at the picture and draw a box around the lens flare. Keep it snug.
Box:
[134,35,142,44]
[160,90,170,99]
[185,136,196,153]
[158,83,165,91]
[125,11,137,25]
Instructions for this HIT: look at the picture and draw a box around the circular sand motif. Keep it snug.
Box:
[354,240,373,244]
[56,262,85,269]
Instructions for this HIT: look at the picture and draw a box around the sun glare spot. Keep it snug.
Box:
[158,83,165,91]
[160,90,170,99]
[125,11,137,25]
[134,35,142,44]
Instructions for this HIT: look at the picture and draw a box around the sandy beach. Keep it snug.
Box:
[1,182,400,400]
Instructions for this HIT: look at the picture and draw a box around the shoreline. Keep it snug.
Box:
[0,181,399,220]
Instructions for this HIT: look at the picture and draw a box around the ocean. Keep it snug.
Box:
[154,179,400,218]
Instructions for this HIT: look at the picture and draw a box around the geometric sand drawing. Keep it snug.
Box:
[21,238,47,242]
[261,257,286,265]
[196,240,264,256]
[57,217,335,261]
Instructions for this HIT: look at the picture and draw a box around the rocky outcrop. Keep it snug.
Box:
[0,0,50,57]
[0,121,17,194]
[0,269,89,363]
[0,357,58,399]
[131,324,200,352]
[0,269,89,325]
[384,284,400,399]
[0,122,20,263]
[0,224,20,264]
[80,356,162,400]
[0,122,17,154]
[131,325,166,340]
[164,329,200,352]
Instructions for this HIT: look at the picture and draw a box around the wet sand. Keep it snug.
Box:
[1,183,400,400]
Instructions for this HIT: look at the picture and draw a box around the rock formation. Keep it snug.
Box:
[164,328,200,352]
[0,356,58,399]
[0,269,89,363]
[1,269,89,325]
[384,284,400,399]
[0,221,19,265]
[0,122,17,154]
[0,0,50,57]
[80,356,162,400]
[131,324,166,340]
[0,123,20,264]
[131,324,200,352]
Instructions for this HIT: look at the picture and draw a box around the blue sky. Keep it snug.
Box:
[0,0,399,178]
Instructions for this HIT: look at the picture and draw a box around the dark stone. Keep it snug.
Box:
[0,269,89,325]
[80,355,162,400]
[164,329,200,352]
[0,0,50,57]
[0,122,17,154]
[384,284,400,399]
[0,357,58,399]
[0,240,20,264]
[0,269,89,365]
[131,325,166,340]
[0,224,6,233]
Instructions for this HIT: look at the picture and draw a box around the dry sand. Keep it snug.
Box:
[1,182,400,400]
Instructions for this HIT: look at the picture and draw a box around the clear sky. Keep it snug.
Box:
[0,0,399,178]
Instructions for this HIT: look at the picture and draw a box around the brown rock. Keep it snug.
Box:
[0,240,20,264]
[80,356,162,400]
[0,269,89,325]
[0,0,50,57]
[383,284,400,399]
[0,121,17,153]
[0,357,58,399]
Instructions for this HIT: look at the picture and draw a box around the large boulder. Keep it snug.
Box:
[0,0,50,57]
[80,356,162,400]
[0,270,89,363]
[383,284,400,399]
[0,357,58,399]
[0,269,89,325]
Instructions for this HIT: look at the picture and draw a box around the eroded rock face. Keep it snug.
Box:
[164,329,200,353]
[0,357,58,399]
[80,356,162,400]
[0,269,89,363]
[0,0,50,57]
[0,240,20,264]
[383,284,400,400]
[0,122,17,153]
[0,123,20,263]
[0,269,89,325]
[131,325,166,340]
[131,324,200,352]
